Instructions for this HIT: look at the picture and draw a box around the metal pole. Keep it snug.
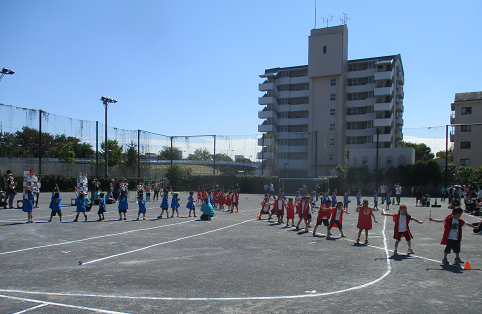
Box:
[445,124,448,188]
[315,131,318,177]
[105,105,108,177]
[261,134,264,176]
[39,110,42,174]
[375,128,379,192]
[138,129,141,178]
[170,136,173,165]
[213,135,216,175]
[96,121,99,179]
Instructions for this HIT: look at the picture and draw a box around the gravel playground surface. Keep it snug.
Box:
[0,192,481,314]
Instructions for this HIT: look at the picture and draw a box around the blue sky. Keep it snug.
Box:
[1,0,481,157]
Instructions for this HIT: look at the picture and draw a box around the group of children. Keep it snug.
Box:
[258,190,481,266]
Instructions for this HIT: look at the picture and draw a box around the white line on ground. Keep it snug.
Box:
[11,303,49,314]
[0,220,193,255]
[82,219,255,265]
[0,293,130,314]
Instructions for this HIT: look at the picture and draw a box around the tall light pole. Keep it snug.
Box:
[0,68,15,83]
[101,96,117,177]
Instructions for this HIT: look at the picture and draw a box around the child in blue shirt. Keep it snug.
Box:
[343,191,350,210]
[98,192,107,221]
[23,189,34,223]
[48,185,62,222]
[137,192,147,220]
[158,189,170,219]
[186,191,196,217]
[356,190,362,206]
[373,191,379,211]
[171,192,180,218]
[118,190,129,220]
[73,188,88,222]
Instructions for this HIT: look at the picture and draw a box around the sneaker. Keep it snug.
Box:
[286,224,289,227]
[136,218,139,220]
[119,218,123,221]
[329,232,333,236]
[326,235,331,239]
[407,248,414,254]
[157,215,162,219]
[97,218,102,221]
[393,250,398,255]
[194,215,197,217]
[48,219,51,222]
[442,258,449,266]
[313,231,316,236]
[356,238,360,244]
[304,227,309,232]
[340,234,347,238]
[364,240,369,244]
[123,217,127,220]
[143,218,146,220]
[292,224,295,227]
[73,219,78,222]
[454,258,464,264]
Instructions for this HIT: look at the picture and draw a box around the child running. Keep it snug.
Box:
[327,201,349,239]
[186,191,197,217]
[429,202,477,265]
[97,192,107,221]
[171,192,180,218]
[355,199,377,244]
[48,185,62,222]
[313,199,332,237]
[381,204,426,255]
[137,192,147,220]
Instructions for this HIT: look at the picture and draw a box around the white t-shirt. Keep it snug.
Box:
[277,200,283,210]
[398,215,408,232]
[335,208,342,220]
[443,218,467,240]
[396,187,402,195]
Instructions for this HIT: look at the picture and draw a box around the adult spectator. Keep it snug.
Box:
[269,182,275,199]
[380,183,386,204]
[395,184,402,205]
[200,197,214,220]
[440,186,447,202]
[6,172,17,209]
[415,185,424,206]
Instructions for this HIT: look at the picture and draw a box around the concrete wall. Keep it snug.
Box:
[348,147,415,171]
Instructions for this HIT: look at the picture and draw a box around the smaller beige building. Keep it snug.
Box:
[450,91,482,168]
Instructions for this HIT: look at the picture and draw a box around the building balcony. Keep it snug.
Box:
[396,102,404,112]
[258,96,279,108]
[450,115,455,125]
[289,90,310,98]
[346,128,376,137]
[450,132,454,142]
[258,137,275,146]
[278,103,310,112]
[278,145,309,153]
[373,129,393,143]
[278,132,309,139]
[346,114,374,123]
[397,75,404,85]
[258,123,277,133]
[257,151,274,159]
[374,117,393,127]
[259,82,279,98]
[345,98,376,107]
[258,110,279,124]
[397,89,404,99]
[374,68,395,81]
[396,118,404,126]
[374,84,393,96]
[346,69,375,79]
[451,103,455,111]
[374,100,394,112]
[286,117,309,126]
[289,76,309,84]
[346,85,371,93]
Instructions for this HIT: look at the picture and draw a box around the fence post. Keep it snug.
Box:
[138,129,141,178]
[96,121,99,179]
[39,109,42,174]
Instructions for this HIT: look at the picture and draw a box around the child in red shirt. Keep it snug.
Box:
[313,200,332,237]
[356,199,378,244]
[327,202,349,239]
[285,198,295,227]
[259,197,272,220]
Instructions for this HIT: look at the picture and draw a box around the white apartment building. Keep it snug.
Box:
[450,91,482,168]
[258,25,414,177]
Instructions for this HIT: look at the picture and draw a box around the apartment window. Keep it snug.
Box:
[346,137,356,144]
[461,125,471,132]
[348,78,358,86]
[330,94,336,101]
[347,122,357,130]
[323,46,327,54]
[460,141,471,149]
[280,98,289,104]
[367,120,374,128]
[347,93,358,101]
[461,107,472,115]
[330,109,336,116]
[329,153,335,161]
[279,153,288,159]
[347,108,358,115]
[280,112,288,118]
[279,125,288,132]
[281,70,289,77]
[368,61,376,68]
[460,159,470,166]
[331,79,336,86]
[330,138,335,145]
[368,76,375,84]
[330,124,336,130]
[279,84,289,91]
[367,91,374,98]
[348,64,359,71]
[279,139,288,145]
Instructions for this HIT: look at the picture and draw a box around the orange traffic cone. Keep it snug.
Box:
[257,216,259,219]
[464,262,471,270]
[235,211,238,213]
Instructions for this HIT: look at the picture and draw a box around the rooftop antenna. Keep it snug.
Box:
[314,0,317,29]
[342,12,350,25]
[322,15,333,27]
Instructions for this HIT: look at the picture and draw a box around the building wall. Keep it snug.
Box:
[348,147,415,171]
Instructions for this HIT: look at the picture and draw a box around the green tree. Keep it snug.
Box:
[471,166,482,185]
[457,166,474,186]
[99,140,123,167]
[402,141,434,161]
[54,141,75,163]
[385,166,399,187]
[334,165,345,179]
[157,145,182,160]
[214,153,233,161]
[124,141,138,168]
[408,159,442,186]
[442,163,457,185]
[165,163,192,190]
[236,157,252,163]
[357,164,372,190]
[373,168,385,185]
[435,150,454,162]
[187,148,212,161]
